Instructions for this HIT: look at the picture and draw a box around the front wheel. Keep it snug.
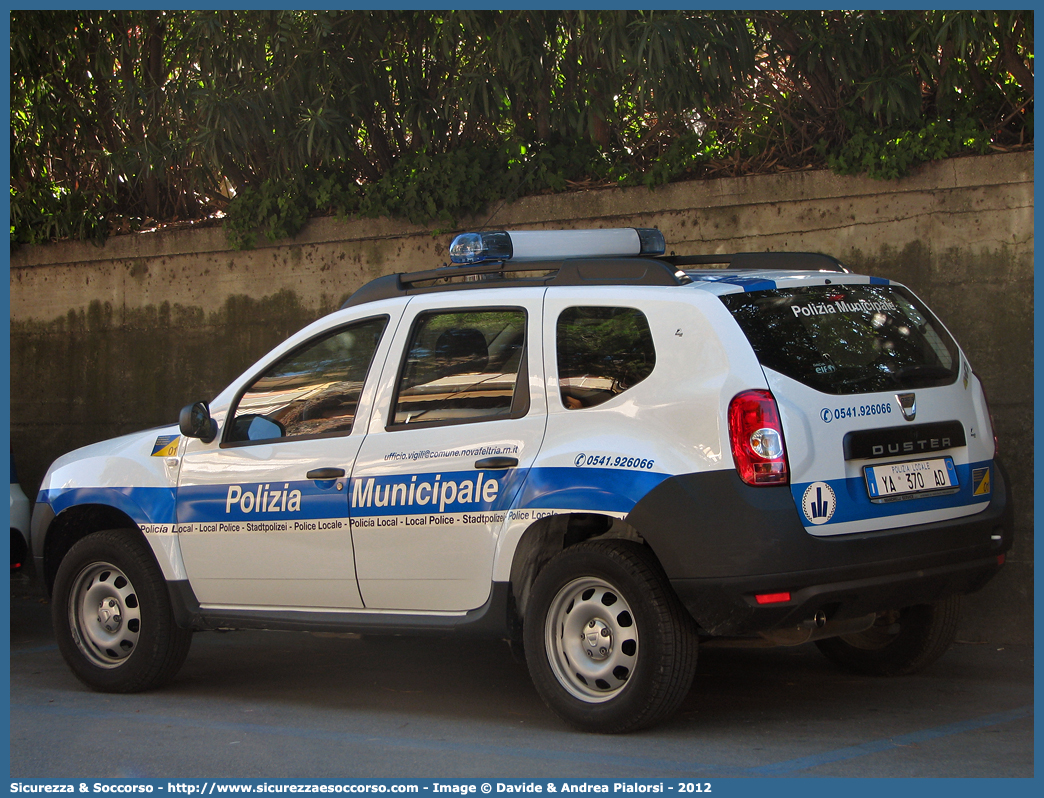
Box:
[524,540,697,733]
[815,595,960,676]
[52,529,192,692]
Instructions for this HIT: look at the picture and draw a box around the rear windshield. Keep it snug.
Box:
[721,284,959,395]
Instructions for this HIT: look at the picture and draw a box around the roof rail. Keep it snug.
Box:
[663,252,848,273]
[339,249,850,310]
[341,257,688,309]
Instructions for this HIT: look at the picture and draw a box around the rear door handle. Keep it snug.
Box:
[475,457,518,470]
[307,467,346,480]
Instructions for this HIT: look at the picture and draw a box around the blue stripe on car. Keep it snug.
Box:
[717,276,779,292]
[37,459,992,532]
[516,467,670,513]
[790,460,994,527]
[37,486,177,524]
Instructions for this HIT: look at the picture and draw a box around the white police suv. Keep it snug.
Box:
[32,228,1012,732]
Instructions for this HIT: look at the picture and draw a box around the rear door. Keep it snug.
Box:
[721,280,997,536]
[349,288,547,611]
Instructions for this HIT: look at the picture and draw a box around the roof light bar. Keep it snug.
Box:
[448,228,666,264]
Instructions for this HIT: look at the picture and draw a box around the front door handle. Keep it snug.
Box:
[475,457,518,470]
[307,467,346,480]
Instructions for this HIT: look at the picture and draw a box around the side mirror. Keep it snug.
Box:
[230,414,285,443]
[179,401,218,444]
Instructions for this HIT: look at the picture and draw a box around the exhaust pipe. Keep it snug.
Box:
[703,613,879,649]
[802,611,827,629]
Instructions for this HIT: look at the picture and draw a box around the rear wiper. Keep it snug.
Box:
[891,364,955,381]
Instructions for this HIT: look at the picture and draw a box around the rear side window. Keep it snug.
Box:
[557,307,655,409]
[721,284,959,395]
[392,308,528,426]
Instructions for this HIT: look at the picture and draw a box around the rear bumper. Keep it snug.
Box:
[627,460,1013,636]
[670,551,1003,637]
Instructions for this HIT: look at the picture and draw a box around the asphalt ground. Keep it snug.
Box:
[7,577,1033,780]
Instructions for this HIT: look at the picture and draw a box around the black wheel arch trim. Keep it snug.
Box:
[32,503,151,595]
[29,501,55,573]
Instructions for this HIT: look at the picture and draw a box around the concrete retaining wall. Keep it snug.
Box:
[9,151,1033,643]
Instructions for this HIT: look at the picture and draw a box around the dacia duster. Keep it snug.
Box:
[32,228,1012,732]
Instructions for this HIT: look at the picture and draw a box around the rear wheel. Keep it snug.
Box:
[815,595,960,676]
[52,529,192,692]
[524,540,696,733]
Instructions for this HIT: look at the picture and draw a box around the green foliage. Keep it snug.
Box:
[10,186,110,247]
[641,132,726,188]
[222,141,625,247]
[357,147,514,226]
[223,183,303,251]
[222,164,367,249]
[825,119,994,180]
[10,10,1033,247]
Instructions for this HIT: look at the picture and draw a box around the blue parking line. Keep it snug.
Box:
[741,705,1034,776]
[10,643,58,655]
[9,702,714,774]
[10,701,1032,775]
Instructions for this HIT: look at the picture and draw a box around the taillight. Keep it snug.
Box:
[728,389,789,486]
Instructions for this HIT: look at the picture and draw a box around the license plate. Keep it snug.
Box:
[864,457,958,502]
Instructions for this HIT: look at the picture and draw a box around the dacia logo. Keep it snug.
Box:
[897,393,917,421]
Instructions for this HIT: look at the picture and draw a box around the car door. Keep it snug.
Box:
[175,312,395,609]
[350,288,547,611]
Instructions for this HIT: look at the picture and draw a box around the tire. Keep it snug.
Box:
[523,540,697,733]
[51,529,192,692]
[815,595,961,677]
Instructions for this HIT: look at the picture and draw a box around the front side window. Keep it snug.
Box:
[392,309,527,426]
[227,316,388,443]
[721,284,959,395]
[557,307,656,409]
